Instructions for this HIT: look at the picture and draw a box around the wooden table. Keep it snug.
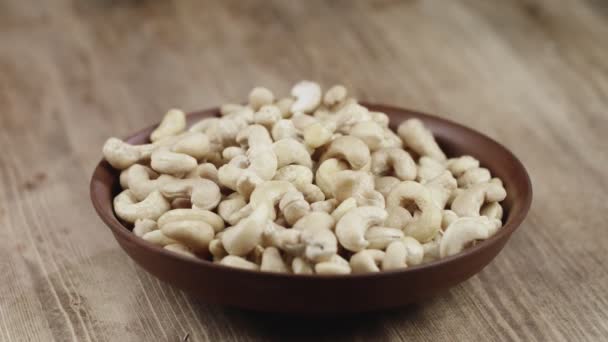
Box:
[1,0,606,341]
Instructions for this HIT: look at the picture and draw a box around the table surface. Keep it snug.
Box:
[1,0,607,341]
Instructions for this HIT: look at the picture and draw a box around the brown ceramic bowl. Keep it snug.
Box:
[90,104,532,314]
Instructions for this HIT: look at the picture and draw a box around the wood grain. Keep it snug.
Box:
[1,0,607,341]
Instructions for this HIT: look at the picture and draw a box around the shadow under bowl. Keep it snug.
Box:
[90,104,532,314]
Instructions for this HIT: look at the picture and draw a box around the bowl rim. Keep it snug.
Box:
[90,103,532,280]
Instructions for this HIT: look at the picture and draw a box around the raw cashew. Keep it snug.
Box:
[323,85,347,107]
[397,119,446,161]
[222,146,245,161]
[481,202,503,221]
[291,81,322,113]
[127,164,176,201]
[315,255,351,275]
[387,181,442,243]
[236,124,273,148]
[424,171,457,209]
[292,257,314,274]
[321,136,370,170]
[297,183,325,203]
[440,217,497,257]
[273,139,313,169]
[446,156,479,177]
[221,204,271,256]
[303,122,334,148]
[315,158,349,197]
[422,235,442,263]
[374,176,401,199]
[301,226,338,262]
[365,227,404,250]
[385,206,413,230]
[451,181,507,217]
[293,212,336,231]
[220,103,248,116]
[250,181,297,217]
[218,193,247,224]
[417,156,446,182]
[160,178,221,211]
[458,167,491,188]
[171,132,210,159]
[220,255,260,271]
[150,109,186,142]
[441,210,459,230]
[350,121,385,151]
[209,238,227,260]
[102,137,156,170]
[186,163,220,184]
[371,148,417,181]
[311,199,338,213]
[254,105,282,128]
[275,97,295,118]
[249,87,274,110]
[273,165,313,188]
[335,206,388,252]
[261,247,290,273]
[279,190,310,225]
[157,208,224,233]
[133,218,158,237]
[332,170,374,203]
[331,197,358,222]
[114,190,170,223]
[382,237,424,270]
[271,119,299,141]
[350,249,385,273]
[151,148,197,175]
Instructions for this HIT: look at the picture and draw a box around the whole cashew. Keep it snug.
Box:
[271,119,299,141]
[102,137,156,170]
[275,97,295,118]
[209,238,227,260]
[397,119,446,161]
[236,124,273,148]
[371,148,417,181]
[481,202,503,221]
[301,226,338,262]
[350,249,386,273]
[222,146,246,161]
[133,218,158,237]
[171,132,210,159]
[293,211,336,231]
[311,199,338,213]
[350,121,385,151]
[126,164,176,201]
[157,208,224,233]
[273,165,313,188]
[424,171,457,209]
[254,105,282,128]
[422,235,442,263]
[273,139,313,169]
[457,167,491,188]
[323,84,347,108]
[417,156,446,182]
[150,109,186,142]
[385,206,413,230]
[382,237,424,270]
[261,247,290,273]
[387,181,442,243]
[221,204,271,256]
[303,121,334,148]
[291,81,322,113]
[142,230,178,247]
[114,190,170,223]
[327,103,371,134]
[370,111,390,128]
[249,87,275,111]
[315,254,351,275]
[160,178,221,211]
[292,257,314,274]
[374,176,401,199]
[220,103,248,116]
[279,190,311,226]
[451,181,507,217]
[220,255,260,271]
[249,181,297,220]
[315,158,349,197]
[321,136,370,170]
[332,170,375,203]
[441,209,459,230]
[365,226,404,250]
[446,155,479,177]
[331,197,358,222]
[439,216,497,257]
[151,148,197,175]
[218,193,247,224]
[335,206,388,252]
[297,183,326,203]
[158,218,215,253]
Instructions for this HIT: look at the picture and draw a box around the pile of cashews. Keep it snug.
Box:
[102,81,507,275]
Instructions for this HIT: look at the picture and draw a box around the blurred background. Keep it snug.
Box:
[1,1,607,341]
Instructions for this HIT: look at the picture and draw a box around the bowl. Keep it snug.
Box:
[90,104,532,314]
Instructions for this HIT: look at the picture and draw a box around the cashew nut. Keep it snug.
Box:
[350,249,385,273]
[311,199,338,213]
[451,181,507,217]
[457,167,491,188]
[292,257,314,274]
[164,244,196,258]
[387,181,442,243]
[315,255,351,275]
[133,218,158,237]
[273,138,312,169]
[261,247,290,273]
[220,255,260,271]
[417,156,446,182]
[271,119,299,141]
[291,81,322,113]
[424,171,457,209]
[446,155,479,177]
[365,226,404,250]
[160,178,221,211]
[335,206,388,252]
[102,137,156,170]
[374,176,401,199]
[323,85,347,107]
[315,158,349,197]
[249,87,274,111]
[114,190,170,223]
[439,217,497,257]
[321,136,370,170]
[371,148,417,181]
[151,148,197,175]
[150,109,186,142]
[397,119,446,161]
